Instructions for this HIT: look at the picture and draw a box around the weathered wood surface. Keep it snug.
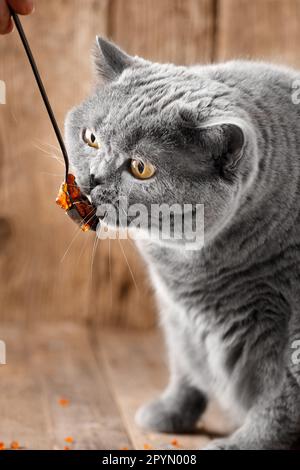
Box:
[109,0,215,64]
[1,0,300,327]
[96,328,233,450]
[0,0,214,327]
[0,323,230,450]
[216,0,300,66]
[0,323,132,450]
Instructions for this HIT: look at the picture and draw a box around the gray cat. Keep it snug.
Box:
[65,37,300,450]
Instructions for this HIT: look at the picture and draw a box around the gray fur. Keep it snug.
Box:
[65,37,300,449]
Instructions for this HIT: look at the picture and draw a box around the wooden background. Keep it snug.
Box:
[0,0,300,329]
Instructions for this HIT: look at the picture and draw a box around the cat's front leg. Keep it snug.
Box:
[203,371,300,450]
[135,285,208,433]
[135,378,207,433]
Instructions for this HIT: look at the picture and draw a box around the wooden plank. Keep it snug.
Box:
[0,324,54,449]
[89,0,217,329]
[216,0,300,67]
[30,323,132,450]
[0,0,108,325]
[0,0,216,328]
[88,238,157,329]
[109,0,215,64]
[0,323,132,449]
[0,0,157,329]
[95,328,232,450]
[88,0,216,328]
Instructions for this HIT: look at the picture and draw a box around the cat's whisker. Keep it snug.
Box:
[34,142,92,189]
[76,229,89,266]
[32,140,63,157]
[76,229,90,266]
[108,238,113,310]
[60,210,97,263]
[119,204,145,248]
[89,232,100,283]
[35,138,61,154]
[60,224,85,263]
[127,181,136,199]
[81,210,99,225]
[126,233,136,247]
[120,206,135,242]
[117,237,139,293]
[33,142,65,167]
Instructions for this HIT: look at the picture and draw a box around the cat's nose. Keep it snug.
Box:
[90,173,102,188]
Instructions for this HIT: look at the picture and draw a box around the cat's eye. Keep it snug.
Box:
[130,159,156,180]
[82,128,100,149]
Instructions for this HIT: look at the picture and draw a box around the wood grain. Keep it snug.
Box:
[30,323,132,450]
[109,0,215,64]
[0,325,53,449]
[0,0,216,327]
[89,0,216,328]
[216,0,300,67]
[1,0,300,328]
[0,0,157,328]
[0,0,109,325]
[96,328,232,450]
[0,323,230,450]
[0,323,132,450]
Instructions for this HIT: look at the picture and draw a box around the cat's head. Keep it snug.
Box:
[65,37,256,248]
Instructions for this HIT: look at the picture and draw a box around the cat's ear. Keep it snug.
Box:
[179,107,245,178]
[203,123,245,176]
[93,36,133,83]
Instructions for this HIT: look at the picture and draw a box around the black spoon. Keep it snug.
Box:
[10,9,98,232]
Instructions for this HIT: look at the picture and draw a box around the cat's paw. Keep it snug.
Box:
[135,398,197,433]
[202,439,239,450]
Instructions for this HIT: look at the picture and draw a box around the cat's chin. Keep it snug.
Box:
[127,227,206,252]
[95,221,205,252]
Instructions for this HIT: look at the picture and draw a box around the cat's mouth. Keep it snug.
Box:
[56,174,99,232]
